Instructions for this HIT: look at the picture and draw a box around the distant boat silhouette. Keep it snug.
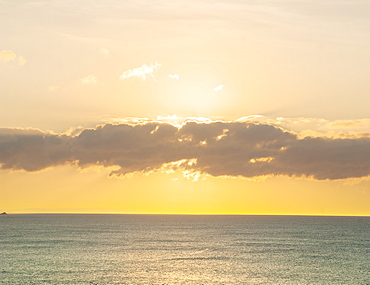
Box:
[0,212,7,215]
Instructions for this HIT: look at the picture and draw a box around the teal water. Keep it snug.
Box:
[0,215,369,284]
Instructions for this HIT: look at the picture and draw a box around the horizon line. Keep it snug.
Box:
[3,212,370,218]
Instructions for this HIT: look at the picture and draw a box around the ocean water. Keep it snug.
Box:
[0,215,369,285]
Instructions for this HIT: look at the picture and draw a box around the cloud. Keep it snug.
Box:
[0,50,17,61]
[0,128,73,172]
[99,47,109,55]
[326,119,370,129]
[235,116,370,139]
[213,84,224,92]
[168,74,180,80]
[1,120,370,181]
[0,50,26,65]
[48,85,59,91]
[17,55,27,66]
[119,62,161,80]
[80,75,97,85]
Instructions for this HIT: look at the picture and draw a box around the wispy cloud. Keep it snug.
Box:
[17,55,27,66]
[168,74,180,80]
[0,50,16,61]
[1,120,369,181]
[213,85,224,92]
[119,62,161,80]
[99,47,109,55]
[48,85,59,92]
[80,75,97,85]
[0,50,26,65]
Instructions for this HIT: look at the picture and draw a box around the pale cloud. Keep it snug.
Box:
[326,119,370,129]
[119,62,161,80]
[0,50,26,65]
[99,47,109,55]
[168,74,180,80]
[268,117,370,137]
[17,55,27,66]
[1,121,370,181]
[48,85,59,92]
[0,50,17,61]
[236,116,370,138]
[213,85,224,92]
[236,115,265,123]
[182,170,203,182]
[80,75,97,85]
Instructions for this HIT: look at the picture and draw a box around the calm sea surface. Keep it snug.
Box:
[0,214,369,284]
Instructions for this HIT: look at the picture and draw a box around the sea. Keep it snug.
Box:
[0,214,369,285]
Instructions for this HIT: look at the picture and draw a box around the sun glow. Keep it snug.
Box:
[175,84,217,114]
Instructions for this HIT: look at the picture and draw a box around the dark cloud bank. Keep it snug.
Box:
[0,121,370,180]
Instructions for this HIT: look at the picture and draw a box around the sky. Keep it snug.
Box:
[1,0,370,215]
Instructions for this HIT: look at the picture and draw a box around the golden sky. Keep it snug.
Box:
[1,0,370,215]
